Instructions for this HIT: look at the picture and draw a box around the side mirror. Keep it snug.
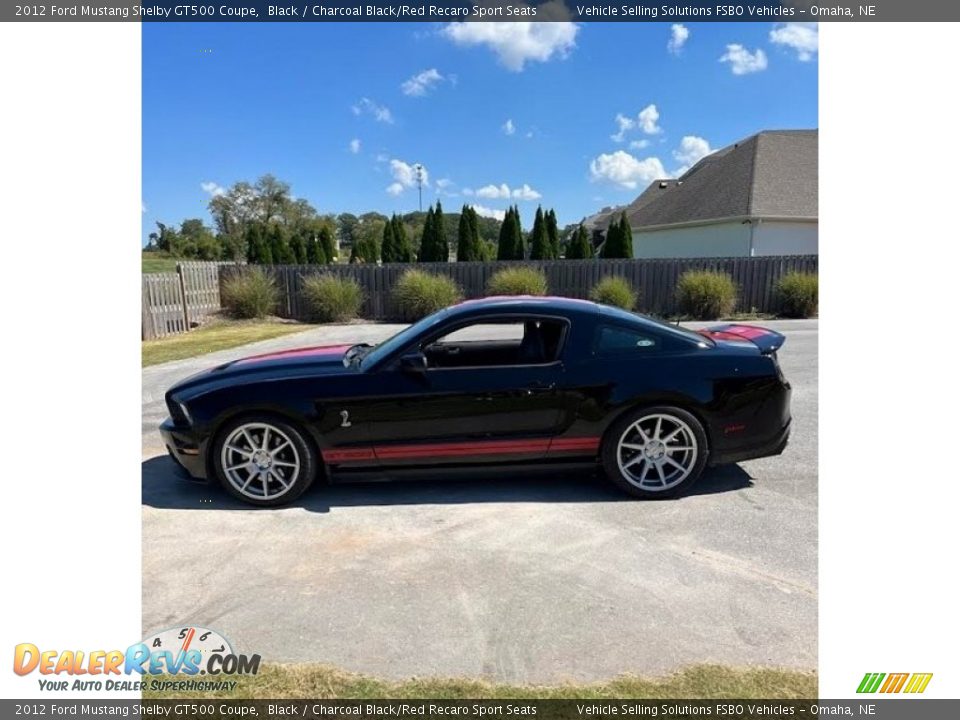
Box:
[399,351,428,374]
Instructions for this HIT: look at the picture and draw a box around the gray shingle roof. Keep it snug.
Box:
[627,129,818,229]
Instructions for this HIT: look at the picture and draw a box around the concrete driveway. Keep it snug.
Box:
[142,320,817,683]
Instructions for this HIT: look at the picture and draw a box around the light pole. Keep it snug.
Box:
[414,163,424,212]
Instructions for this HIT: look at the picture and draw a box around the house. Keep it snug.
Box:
[626,129,817,258]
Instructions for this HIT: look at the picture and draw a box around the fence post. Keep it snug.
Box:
[176,264,190,331]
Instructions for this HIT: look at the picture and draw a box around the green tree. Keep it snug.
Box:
[319,224,337,263]
[565,224,593,259]
[289,231,308,264]
[269,224,295,264]
[457,205,483,262]
[496,207,514,260]
[432,201,449,261]
[601,212,633,259]
[381,216,399,263]
[511,205,525,259]
[528,206,550,260]
[305,232,327,264]
[418,206,435,262]
[546,209,560,259]
[392,214,414,262]
[245,223,272,265]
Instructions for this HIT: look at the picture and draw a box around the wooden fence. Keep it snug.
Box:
[141,262,230,340]
[222,255,818,323]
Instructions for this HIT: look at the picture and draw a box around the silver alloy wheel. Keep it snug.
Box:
[616,413,698,492]
[220,422,301,501]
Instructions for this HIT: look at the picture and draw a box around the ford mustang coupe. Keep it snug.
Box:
[160,296,791,506]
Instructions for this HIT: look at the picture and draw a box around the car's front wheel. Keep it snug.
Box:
[601,406,708,499]
[212,416,316,507]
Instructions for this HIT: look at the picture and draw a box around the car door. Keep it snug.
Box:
[361,316,569,467]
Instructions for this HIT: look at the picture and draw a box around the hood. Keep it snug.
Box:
[168,343,356,397]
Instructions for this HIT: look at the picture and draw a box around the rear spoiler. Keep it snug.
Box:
[698,324,785,354]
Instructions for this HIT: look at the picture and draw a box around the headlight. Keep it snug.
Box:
[177,402,192,425]
[167,398,192,426]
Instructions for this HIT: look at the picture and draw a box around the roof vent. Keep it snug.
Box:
[659,181,669,189]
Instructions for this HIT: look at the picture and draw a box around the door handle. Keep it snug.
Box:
[523,382,556,395]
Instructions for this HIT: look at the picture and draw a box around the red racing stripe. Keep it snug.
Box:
[321,437,601,464]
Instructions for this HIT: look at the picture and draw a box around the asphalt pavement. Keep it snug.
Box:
[141,319,817,683]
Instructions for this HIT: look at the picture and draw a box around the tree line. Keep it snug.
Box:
[144,174,636,265]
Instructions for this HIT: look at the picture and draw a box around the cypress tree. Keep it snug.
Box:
[433,201,449,262]
[289,231,307,264]
[319,225,336,263]
[566,224,592,259]
[419,206,435,262]
[619,212,633,257]
[381,216,398,262]
[457,205,480,262]
[529,206,550,260]
[245,223,263,264]
[512,205,525,259]
[268,224,295,264]
[497,207,514,260]
[467,206,482,260]
[393,215,413,262]
[546,209,560,259]
[306,233,326,264]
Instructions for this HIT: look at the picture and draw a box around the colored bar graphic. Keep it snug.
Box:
[857,673,885,693]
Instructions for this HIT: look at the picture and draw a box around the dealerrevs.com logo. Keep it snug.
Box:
[13,626,260,693]
[857,672,933,694]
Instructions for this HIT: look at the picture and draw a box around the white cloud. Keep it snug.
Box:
[200,181,225,197]
[349,138,361,154]
[611,104,661,143]
[589,151,668,190]
[629,139,650,150]
[672,136,713,175]
[386,159,428,195]
[770,22,819,62]
[435,178,457,196]
[720,44,768,75]
[375,153,389,163]
[610,113,634,143]
[462,188,474,197]
[352,98,394,123]
[668,24,689,55]
[441,21,579,72]
[502,118,516,136]
[475,182,542,200]
[470,204,506,221]
[512,183,542,201]
[401,68,445,97]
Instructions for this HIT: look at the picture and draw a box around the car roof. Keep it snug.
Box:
[448,295,600,319]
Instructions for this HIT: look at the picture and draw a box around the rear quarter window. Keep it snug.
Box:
[595,325,661,355]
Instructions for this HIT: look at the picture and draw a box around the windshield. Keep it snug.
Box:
[359,308,452,369]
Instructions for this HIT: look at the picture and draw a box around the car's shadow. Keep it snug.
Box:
[141,455,754,513]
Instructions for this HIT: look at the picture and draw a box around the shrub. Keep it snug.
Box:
[676,270,737,320]
[590,276,637,310]
[221,267,279,319]
[301,274,364,323]
[777,272,818,318]
[486,267,548,296]
[393,270,463,321]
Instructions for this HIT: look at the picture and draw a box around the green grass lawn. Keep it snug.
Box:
[142,251,180,273]
[143,663,816,700]
[142,319,311,367]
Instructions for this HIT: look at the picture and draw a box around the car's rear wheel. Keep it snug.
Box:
[212,416,316,507]
[601,406,708,499]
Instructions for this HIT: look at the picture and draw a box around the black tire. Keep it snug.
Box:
[601,405,708,499]
[212,415,317,507]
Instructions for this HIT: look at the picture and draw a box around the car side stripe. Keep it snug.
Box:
[322,437,600,464]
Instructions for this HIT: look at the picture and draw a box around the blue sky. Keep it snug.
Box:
[142,21,817,242]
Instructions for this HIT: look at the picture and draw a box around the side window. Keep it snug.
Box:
[595,325,660,355]
[423,318,566,368]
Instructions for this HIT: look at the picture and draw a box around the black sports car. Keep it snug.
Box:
[160,296,791,506]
